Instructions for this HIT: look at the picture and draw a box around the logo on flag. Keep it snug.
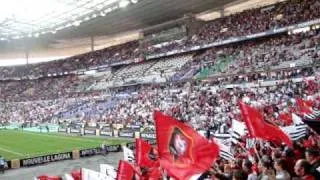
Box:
[169,127,192,162]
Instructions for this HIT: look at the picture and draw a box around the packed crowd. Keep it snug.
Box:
[0,28,317,103]
[195,0,320,44]
[142,0,320,56]
[199,140,320,180]
[0,65,318,126]
[0,0,318,79]
[173,30,320,81]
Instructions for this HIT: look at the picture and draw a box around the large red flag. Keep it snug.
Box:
[117,160,140,180]
[154,111,219,180]
[239,102,292,147]
[136,138,161,180]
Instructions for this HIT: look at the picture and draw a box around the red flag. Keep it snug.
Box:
[279,112,293,125]
[117,160,140,180]
[154,111,219,180]
[296,98,313,114]
[239,102,292,147]
[136,138,159,168]
[136,138,161,180]
[71,170,81,180]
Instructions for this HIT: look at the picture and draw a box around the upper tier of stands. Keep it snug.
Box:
[0,0,318,79]
[0,29,318,102]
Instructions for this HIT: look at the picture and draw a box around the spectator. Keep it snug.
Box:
[242,159,258,180]
[0,156,5,174]
[305,148,320,180]
[274,159,291,180]
[294,159,315,180]
[233,170,248,180]
[258,160,276,180]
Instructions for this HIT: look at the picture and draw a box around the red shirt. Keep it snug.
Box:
[302,175,315,180]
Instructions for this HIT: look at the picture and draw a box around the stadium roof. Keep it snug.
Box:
[0,0,139,40]
[0,0,235,41]
[0,0,284,56]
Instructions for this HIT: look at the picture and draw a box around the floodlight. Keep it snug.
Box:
[119,0,130,8]
[97,4,104,9]
[131,0,138,4]
[104,8,112,13]
[73,21,81,27]
[34,33,40,37]
[92,14,97,18]
[100,12,106,16]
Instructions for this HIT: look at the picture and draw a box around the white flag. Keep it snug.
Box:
[82,168,112,180]
[65,174,74,180]
[100,164,117,179]
[122,146,135,163]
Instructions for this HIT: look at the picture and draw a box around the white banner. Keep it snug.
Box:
[82,168,113,180]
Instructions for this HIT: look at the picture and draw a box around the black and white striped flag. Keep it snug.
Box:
[281,113,308,141]
[231,119,247,144]
[215,139,235,161]
[212,123,231,141]
[304,109,320,120]
[281,125,306,141]
[292,113,308,139]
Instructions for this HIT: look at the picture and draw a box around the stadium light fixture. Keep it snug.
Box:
[92,13,97,18]
[97,4,104,10]
[119,0,130,8]
[131,0,138,4]
[73,21,81,27]
[34,33,40,37]
[104,8,112,13]
[100,12,106,16]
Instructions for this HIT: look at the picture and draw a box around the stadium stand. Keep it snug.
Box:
[0,0,320,179]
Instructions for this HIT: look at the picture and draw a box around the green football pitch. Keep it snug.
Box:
[0,129,129,160]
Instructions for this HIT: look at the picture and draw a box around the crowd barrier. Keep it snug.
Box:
[6,138,156,170]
